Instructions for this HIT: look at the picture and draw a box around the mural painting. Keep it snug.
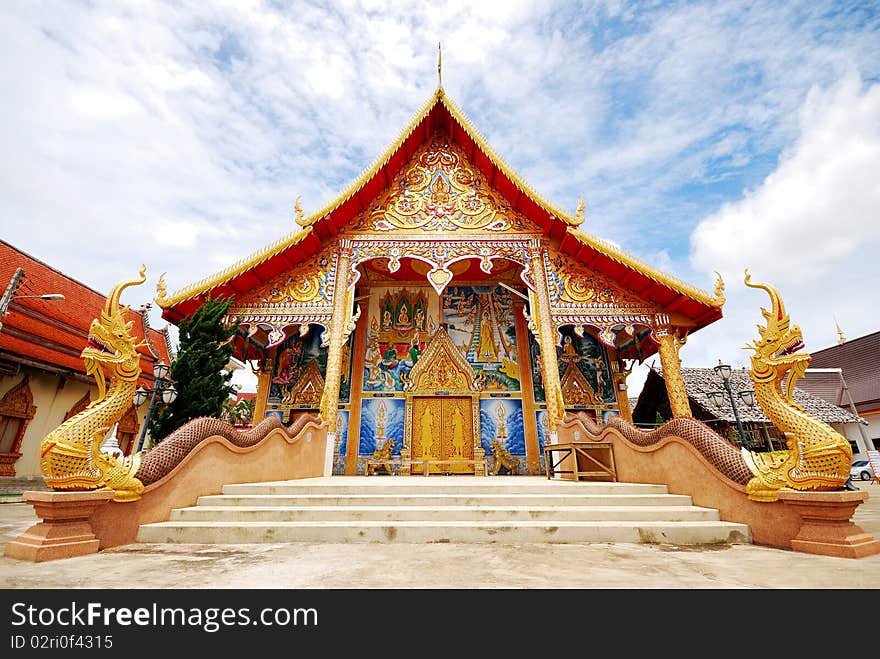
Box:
[332,409,349,475]
[442,285,520,392]
[535,409,549,453]
[602,409,620,425]
[358,397,405,456]
[479,398,525,456]
[529,331,545,403]
[536,408,549,474]
[268,326,353,407]
[363,287,435,392]
[556,326,615,405]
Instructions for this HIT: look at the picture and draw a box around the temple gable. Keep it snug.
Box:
[348,131,543,236]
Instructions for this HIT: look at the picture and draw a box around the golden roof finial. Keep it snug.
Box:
[155,272,168,306]
[437,42,442,89]
[713,271,726,306]
[834,316,846,345]
[575,197,586,224]
[294,196,305,226]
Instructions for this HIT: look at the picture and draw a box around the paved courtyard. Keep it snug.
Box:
[0,480,878,589]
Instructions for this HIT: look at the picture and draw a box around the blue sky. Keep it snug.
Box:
[1,1,878,394]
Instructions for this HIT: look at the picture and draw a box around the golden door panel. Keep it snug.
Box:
[411,397,473,473]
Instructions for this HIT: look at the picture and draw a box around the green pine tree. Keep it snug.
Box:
[148,296,238,442]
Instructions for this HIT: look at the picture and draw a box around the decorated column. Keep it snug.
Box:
[656,328,692,418]
[251,356,273,424]
[528,239,566,436]
[611,359,633,424]
[318,240,354,473]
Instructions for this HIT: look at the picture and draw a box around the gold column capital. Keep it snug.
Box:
[527,237,546,255]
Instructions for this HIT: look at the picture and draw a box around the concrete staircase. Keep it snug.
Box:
[136,476,752,546]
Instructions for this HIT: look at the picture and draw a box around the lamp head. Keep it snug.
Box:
[714,360,732,381]
[134,387,149,407]
[706,390,724,407]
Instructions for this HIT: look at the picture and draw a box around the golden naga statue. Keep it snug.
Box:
[39,267,149,502]
[740,270,851,501]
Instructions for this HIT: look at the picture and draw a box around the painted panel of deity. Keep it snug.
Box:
[479,398,525,456]
[335,409,349,454]
[442,285,520,392]
[363,286,436,392]
[358,398,405,456]
[535,409,549,453]
[267,324,340,406]
[556,327,616,404]
[332,409,349,475]
[529,332,545,403]
[338,332,354,404]
[602,409,620,425]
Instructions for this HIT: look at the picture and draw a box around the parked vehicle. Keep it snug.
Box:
[851,460,875,481]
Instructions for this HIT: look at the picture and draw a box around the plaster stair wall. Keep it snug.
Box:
[136,476,752,546]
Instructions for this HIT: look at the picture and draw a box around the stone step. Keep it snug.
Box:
[136,477,752,547]
[219,480,668,496]
[170,505,721,523]
[195,493,695,507]
[137,519,752,545]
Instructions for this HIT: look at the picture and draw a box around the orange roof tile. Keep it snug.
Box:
[1,241,170,385]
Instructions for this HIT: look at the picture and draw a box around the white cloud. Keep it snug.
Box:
[686,71,880,374]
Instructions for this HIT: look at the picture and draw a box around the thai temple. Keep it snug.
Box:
[155,83,725,477]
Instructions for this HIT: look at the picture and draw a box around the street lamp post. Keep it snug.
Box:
[0,267,65,332]
[708,361,763,450]
[133,361,177,452]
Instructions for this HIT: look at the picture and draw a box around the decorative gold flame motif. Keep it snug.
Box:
[575,197,585,224]
[353,132,533,233]
[249,252,333,305]
[39,267,149,502]
[741,270,851,501]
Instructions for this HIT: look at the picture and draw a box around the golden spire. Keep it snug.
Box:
[437,42,442,88]
[834,316,846,345]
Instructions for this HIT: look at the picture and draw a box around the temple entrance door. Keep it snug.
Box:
[411,396,474,473]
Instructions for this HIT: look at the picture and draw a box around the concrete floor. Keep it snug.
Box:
[1,480,878,589]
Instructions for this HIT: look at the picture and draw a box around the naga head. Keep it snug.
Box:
[81,265,149,399]
[743,269,810,398]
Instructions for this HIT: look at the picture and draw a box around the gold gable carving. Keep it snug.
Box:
[282,359,325,407]
[406,327,478,392]
[117,404,140,435]
[546,249,656,311]
[560,363,598,407]
[243,251,335,307]
[0,376,37,420]
[351,131,539,234]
